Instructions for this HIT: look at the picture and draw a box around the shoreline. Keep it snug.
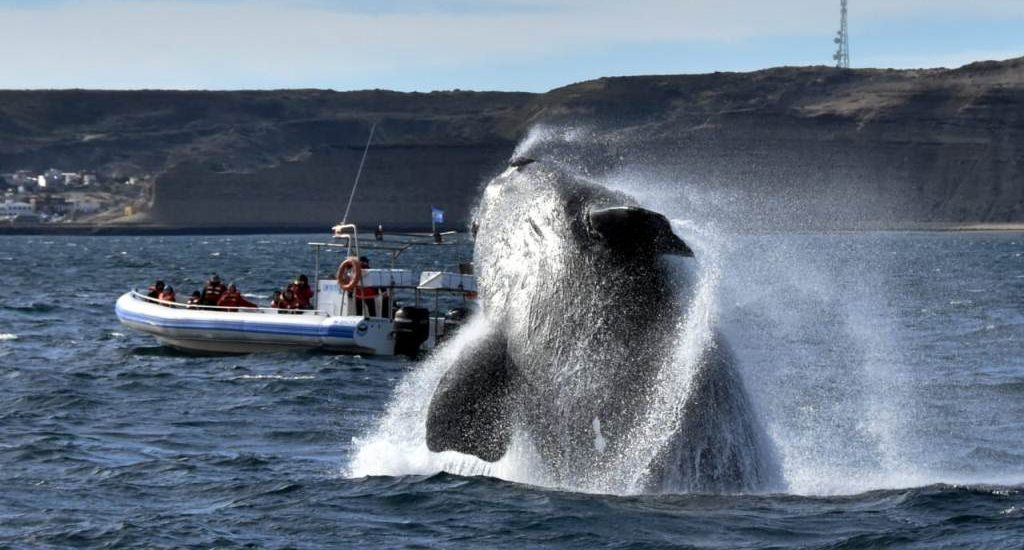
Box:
[0,223,449,236]
[0,222,1022,237]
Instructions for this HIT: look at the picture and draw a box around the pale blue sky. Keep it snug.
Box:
[0,0,1021,91]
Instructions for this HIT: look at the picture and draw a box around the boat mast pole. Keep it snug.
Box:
[341,122,376,228]
[313,244,320,311]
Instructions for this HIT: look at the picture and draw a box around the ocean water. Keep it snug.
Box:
[1,231,1022,548]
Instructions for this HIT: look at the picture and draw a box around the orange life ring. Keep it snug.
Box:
[337,257,362,292]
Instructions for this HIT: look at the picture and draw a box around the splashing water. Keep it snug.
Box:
[604,221,732,493]
[348,124,1011,497]
[350,156,776,494]
[349,243,748,494]
[348,315,497,479]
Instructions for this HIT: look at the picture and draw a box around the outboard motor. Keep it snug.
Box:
[393,306,430,357]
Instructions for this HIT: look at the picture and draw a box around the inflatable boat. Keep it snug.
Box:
[115,225,476,355]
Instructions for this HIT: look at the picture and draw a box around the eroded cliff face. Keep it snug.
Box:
[151,143,511,227]
[1,59,1021,229]
[529,59,1024,227]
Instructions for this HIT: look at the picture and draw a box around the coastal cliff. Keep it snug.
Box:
[1,57,1021,230]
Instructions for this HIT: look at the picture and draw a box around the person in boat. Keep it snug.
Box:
[201,274,227,306]
[374,224,384,241]
[282,288,300,313]
[217,283,257,311]
[292,274,314,310]
[186,290,203,308]
[354,256,378,317]
[270,290,286,311]
[158,285,176,305]
[147,280,165,299]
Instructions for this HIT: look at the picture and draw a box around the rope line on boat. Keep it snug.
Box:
[341,122,377,225]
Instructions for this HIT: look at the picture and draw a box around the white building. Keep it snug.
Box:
[63,172,83,186]
[69,197,102,214]
[1,201,35,216]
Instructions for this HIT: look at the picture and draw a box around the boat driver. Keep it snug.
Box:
[354,256,378,317]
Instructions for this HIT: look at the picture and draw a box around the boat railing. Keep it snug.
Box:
[129,290,330,317]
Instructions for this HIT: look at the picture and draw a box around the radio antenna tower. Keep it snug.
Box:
[833,0,850,68]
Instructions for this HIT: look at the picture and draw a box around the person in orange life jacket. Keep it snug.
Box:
[270,290,286,311]
[186,290,203,309]
[292,274,314,310]
[158,285,177,305]
[201,274,227,306]
[354,256,377,317]
[282,289,301,313]
[217,283,257,311]
[147,280,165,299]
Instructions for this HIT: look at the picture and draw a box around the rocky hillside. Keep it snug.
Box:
[1,57,1021,229]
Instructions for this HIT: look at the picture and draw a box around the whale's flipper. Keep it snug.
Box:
[426,331,514,462]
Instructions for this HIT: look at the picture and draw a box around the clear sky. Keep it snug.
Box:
[1,0,1021,92]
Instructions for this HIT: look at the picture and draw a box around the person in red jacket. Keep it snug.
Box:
[217,284,257,311]
[292,274,314,310]
[282,288,301,313]
[158,285,177,305]
[354,257,377,317]
[201,274,227,306]
[270,290,286,311]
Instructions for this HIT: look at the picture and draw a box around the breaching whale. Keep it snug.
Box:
[426,159,778,493]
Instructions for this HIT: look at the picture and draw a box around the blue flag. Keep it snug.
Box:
[431,207,444,224]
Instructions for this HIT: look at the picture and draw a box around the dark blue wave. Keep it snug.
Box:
[0,232,1022,548]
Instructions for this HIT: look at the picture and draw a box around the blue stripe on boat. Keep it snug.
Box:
[116,304,355,339]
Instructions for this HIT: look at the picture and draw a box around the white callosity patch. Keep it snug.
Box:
[592,417,607,454]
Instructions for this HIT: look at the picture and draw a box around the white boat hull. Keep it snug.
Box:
[115,292,397,355]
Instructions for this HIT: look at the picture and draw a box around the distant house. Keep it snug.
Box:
[0,200,35,217]
[68,197,102,214]
[30,195,71,215]
[63,172,83,187]
[8,212,42,223]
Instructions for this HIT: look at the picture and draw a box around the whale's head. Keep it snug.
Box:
[471,158,693,385]
[473,158,691,315]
